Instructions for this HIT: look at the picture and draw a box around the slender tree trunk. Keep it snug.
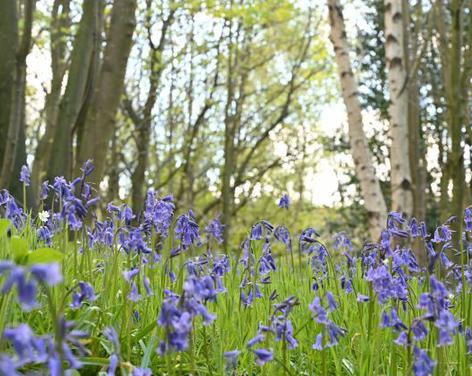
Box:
[77,0,138,185]
[404,0,426,220]
[222,24,236,247]
[131,5,174,212]
[0,0,35,192]
[0,0,18,169]
[384,0,413,216]
[328,0,388,241]
[32,0,71,190]
[435,0,467,246]
[47,0,98,180]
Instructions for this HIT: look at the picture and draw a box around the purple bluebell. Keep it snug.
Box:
[107,353,119,376]
[435,310,458,346]
[413,347,435,376]
[104,327,120,353]
[71,281,96,309]
[326,292,337,311]
[326,321,347,347]
[19,165,30,186]
[394,331,409,346]
[81,159,95,177]
[411,320,428,341]
[274,317,298,349]
[30,263,63,286]
[205,216,225,244]
[143,276,153,296]
[175,210,201,248]
[3,324,48,365]
[224,349,239,369]
[247,334,265,348]
[251,223,263,240]
[253,348,273,366]
[465,207,472,232]
[132,367,152,376]
[274,225,292,251]
[0,355,18,375]
[278,194,290,209]
[432,225,453,243]
[356,294,369,303]
[465,328,472,354]
[128,282,141,302]
[313,333,323,350]
[309,296,328,323]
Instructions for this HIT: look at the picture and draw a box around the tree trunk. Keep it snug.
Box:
[32,0,71,190]
[47,0,99,180]
[0,0,35,192]
[0,0,18,169]
[131,4,174,213]
[76,0,137,185]
[404,0,426,221]
[328,0,388,241]
[384,0,413,217]
[435,0,467,247]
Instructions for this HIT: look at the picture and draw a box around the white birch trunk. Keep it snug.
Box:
[327,0,388,240]
[384,0,413,216]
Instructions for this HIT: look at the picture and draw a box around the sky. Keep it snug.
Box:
[26,1,372,207]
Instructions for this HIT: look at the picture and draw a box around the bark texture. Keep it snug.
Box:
[328,0,388,240]
[47,0,99,180]
[77,0,138,185]
[384,0,413,216]
[0,0,35,191]
[0,0,18,167]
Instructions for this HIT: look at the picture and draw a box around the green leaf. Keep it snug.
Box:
[11,236,29,262]
[27,247,64,264]
[0,219,10,238]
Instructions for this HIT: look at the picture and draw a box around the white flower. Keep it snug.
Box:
[38,210,50,223]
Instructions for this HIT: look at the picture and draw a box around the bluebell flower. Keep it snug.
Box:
[132,367,152,376]
[465,207,472,232]
[3,324,48,365]
[356,294,369,303]
[309,296,328,323]
[205,216,225,244]
[333,232,353,252]
[432,225,453,243]
[30,263,63,286]
[143,276,153,296]
[326,292,337,311]
[465,328,472,354]
[247,334,265,348]
[128,282,141,302]
[107,353,119,376]
[81,159,95,177]
[274,225,292,252]
[313,333,323,350]
[278,194,290,209]
[394,331,409,346]
[71,281,96,309]
[413,347,435,376]
[326,321,347,347]
[411,320,428,341]
[251,223,263,240]
[274,317,298,349]
[19,165,30,186]
[253,348,273,366]
[224,349,239,369]
[175,210,201,248]
[104,326,120,353]
[435,310,458,346]
[0,355,18,375]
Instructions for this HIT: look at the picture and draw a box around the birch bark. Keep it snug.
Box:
[384,0,413,216]
[328,0,388,240]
